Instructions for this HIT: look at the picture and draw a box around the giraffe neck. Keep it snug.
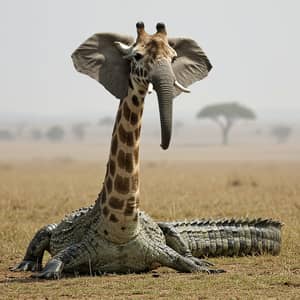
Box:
[96,79,146,243]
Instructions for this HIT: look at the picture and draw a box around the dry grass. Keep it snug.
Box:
[0,158,299,299]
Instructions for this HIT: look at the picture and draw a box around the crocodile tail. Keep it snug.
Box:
[167,218,283,257]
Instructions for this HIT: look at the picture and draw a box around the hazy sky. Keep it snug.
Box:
[0,0,299,123]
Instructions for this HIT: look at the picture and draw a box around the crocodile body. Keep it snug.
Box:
[50,206,282,258]
[12,205,215,277]
[11,204,282,278]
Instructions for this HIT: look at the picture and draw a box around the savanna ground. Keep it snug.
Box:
[0,142,299,299]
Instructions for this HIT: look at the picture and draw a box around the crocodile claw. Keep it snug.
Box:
[189,257,215,267]
[31,259,63,280]
[196,266,226,274]
[207,268,226,274]
[189,257,225,274]
[10,260,42,272]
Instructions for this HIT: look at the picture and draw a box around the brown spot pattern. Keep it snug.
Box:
[117,149,126,169]
[118,124,127,144]
[127,131,134,147]
[132,95,139,106]
[106,176,112,194]
[134,147,139,164]
[114,175,130,194]
[109,159,116,176]
[135,126,141,140]
[123,102,130,121]
[119,124,134,147]
[103,206,109,217]
[134,128,139,140]
[130,112,138,126]
[125,153,134,173]
[111,135,118,156]
[109,214,119,223]
[101,190,106,204]
[108,197,124,210]
[118,150,134,173]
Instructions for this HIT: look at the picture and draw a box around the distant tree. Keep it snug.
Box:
[271,125,292,143]
[46,125,65,142]
[31,128,43,141]
[71,123,89,141]
[196,102,256,145]
[0,129,14,141]
[98,116,114,127]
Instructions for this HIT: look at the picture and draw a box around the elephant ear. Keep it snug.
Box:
[72,33,134,99]
[168,38,212,97]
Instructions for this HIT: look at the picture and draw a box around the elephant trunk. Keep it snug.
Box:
[150,60,176,150]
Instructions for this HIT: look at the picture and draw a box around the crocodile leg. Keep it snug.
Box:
[10,224,57,272]
[158,222,214,267]
[31,242,93,279]
[151,242,225,274]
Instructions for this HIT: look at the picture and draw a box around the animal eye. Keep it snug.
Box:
[134,53,143,61]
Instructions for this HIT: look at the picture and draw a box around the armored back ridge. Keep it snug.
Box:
[10,23,282,279]
[159,218,282,258]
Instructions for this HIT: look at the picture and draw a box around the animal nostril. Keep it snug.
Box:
[136,22,145,29]
[134,53,143,61]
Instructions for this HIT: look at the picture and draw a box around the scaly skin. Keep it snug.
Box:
[159,218,282,258]
[10,204,282,278]
[11,205,222,278]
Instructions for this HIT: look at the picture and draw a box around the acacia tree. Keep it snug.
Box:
[46,125,65,142]
[98,116,114,127]
[196,102,256,145]
[0,129,14,141]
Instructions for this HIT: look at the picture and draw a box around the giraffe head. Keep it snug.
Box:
[72,22,212,149]
[116,22,177,78]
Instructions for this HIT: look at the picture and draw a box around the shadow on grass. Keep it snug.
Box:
[0,272,84,284]
[0,276,41,284]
